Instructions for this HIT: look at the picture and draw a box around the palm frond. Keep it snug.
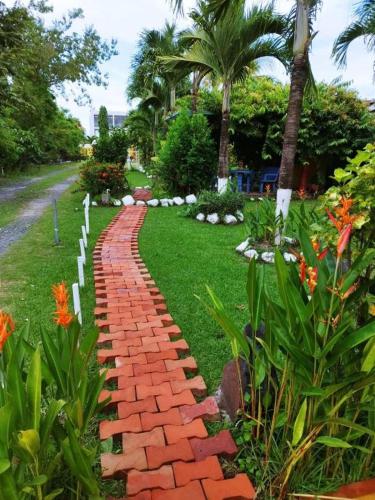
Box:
[333,20,369,67]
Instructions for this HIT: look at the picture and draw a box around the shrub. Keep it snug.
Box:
[80,159,128,197]
[186,190,245,219]
[159,111,217,195]
[0,283,107,497]
[93,127,129,164]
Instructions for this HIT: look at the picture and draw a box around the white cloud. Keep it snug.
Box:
[7,0,375,132]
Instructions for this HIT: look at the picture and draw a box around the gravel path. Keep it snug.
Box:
[0,175,78,256]
[0,165,76,202]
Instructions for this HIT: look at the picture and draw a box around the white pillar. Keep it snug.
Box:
[77,256,85,287]
[72,283,82,325]
[81,225,88,248]
[84,206,90,235]
[217,177,229,194]
[79,238,86,265]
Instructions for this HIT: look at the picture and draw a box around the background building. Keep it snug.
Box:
[89,108,127,136]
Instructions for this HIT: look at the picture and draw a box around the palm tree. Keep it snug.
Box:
[140,81,169,154]
[128,22,189,113]
[333,0,375,71]
[275,0,321,244]
[163,1,285,191]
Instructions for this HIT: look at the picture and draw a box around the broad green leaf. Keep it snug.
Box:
[316,436,352,448]
[292,399,307,447]
[44,490,64,500]
[40,326,66,396]
[246,259,264,333]
[0,470,18,500]
[26,347,41,430]
[17,429,40,460]
[40,399,66,454]
[362,337,375,373]
[6,350,26,426]
[329,320,375,365]
[0,459,10,474]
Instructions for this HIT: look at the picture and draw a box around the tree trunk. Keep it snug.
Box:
[275,51,308,244]
[170,86,176,112]
[191,71,204,114]
[218,80,231,192]
[152,110,159,155]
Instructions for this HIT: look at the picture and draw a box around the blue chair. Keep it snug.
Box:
[232,169,254,193]
[259,167,279,193]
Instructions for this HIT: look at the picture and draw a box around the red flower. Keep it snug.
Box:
[337,224,352,257]
[0,310,15,352]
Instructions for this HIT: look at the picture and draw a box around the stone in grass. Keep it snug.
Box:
[173,197,184,206]
[244,249,259,260]
[236,210,244,222]
[261,252,275,263]
[136,200,146,206]
[160,199,170,207]
[284,252,297,263]
[196,213,205,222]
[224,214,237,225]
[122,195,135,206]
[112,199,122,206]
[207,213,220,224]
[147,199,159,207]
[236,239,250,253]
[284,236,297,245]
[92,201,98,206]
[185,194,197,204]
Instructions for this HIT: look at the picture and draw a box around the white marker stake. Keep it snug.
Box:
[72,283,82,325]
[79,238,86,265]
[77,256,85,287]
[81,225,88,248]
[84,205,90,235]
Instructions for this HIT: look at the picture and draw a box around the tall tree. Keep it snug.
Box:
[98,106,109,138]
[163,1,285,191]
[333,0,375,72]
[275,0,321,244]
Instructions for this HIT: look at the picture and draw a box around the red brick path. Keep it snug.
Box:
[94,206,255,499]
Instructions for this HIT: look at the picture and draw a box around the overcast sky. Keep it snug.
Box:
[23,0,375,132]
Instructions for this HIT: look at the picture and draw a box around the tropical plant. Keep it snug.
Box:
[185,189,245,218]
[80,159,129,198]
[333,0,375,74]
[159,110,217,195]
[0,283,108,499]
[94,127,129,165]
[246,198,285,246]
[163,1,285,191]
[200,210,375,497]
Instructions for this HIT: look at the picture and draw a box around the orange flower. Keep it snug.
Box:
[306,267,318,294]
[52,282,73,328]
[337,224,352,257]
[0,310,15,352]
[265,184,271,194]
[297,188,306,200]
[326,197,358,233]
[299,257,307,284]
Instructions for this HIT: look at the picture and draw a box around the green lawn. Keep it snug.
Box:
[139,204,279,392]
[0,163,80,228]
[126,169,150,189]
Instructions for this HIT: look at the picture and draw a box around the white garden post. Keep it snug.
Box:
[275,188,292,245]
[79,238,86,265]
[72,283,82,324]
[81,225,88,248]
[84,205,90,235]
[77,256,85,287]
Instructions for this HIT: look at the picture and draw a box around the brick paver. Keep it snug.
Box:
[94,206,255,498]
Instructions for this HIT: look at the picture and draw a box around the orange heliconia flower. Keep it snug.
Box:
[337,224,352,257]
[0,310,15,352]
[297,188,306,200]
[52,282,73,329]
[326,196,358,233]
[306,267,318,294]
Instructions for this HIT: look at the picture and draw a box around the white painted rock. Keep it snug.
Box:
[236,211,244,223]
[261,252,275,263]
[173,196,184,206]
[144,185,151,189]
[244,249,259,260]
[185,194,197,205]
[122,195,135,206]
[224,214,237,225]
[113,199,122,206]
[236,239,250,253]
[207,213,220,224]
[258,197,264,201]
[284,252,297,263]
[91,201,98,206]
[196,213,205,222]
[147,199,159,207]
[160,199,170,207]
[250,198,255,201]
[284,236,297,245]
[167,199,174,206]
[136,200,146,206]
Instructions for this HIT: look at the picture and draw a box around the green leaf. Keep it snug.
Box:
[44,490,64,500]
[40,399,66,454]
[292,399,307,447]
[40,326,66,396]
[316,436,352,449]
[0,459,10,475]
[26,347,41,430]
[329,320,375,365]
[362,337,375,373]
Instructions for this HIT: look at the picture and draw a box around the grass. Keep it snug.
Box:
[0,161,77,185]
[0,163,80,228]
[139,204,279,392]
[125,169,150,189]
